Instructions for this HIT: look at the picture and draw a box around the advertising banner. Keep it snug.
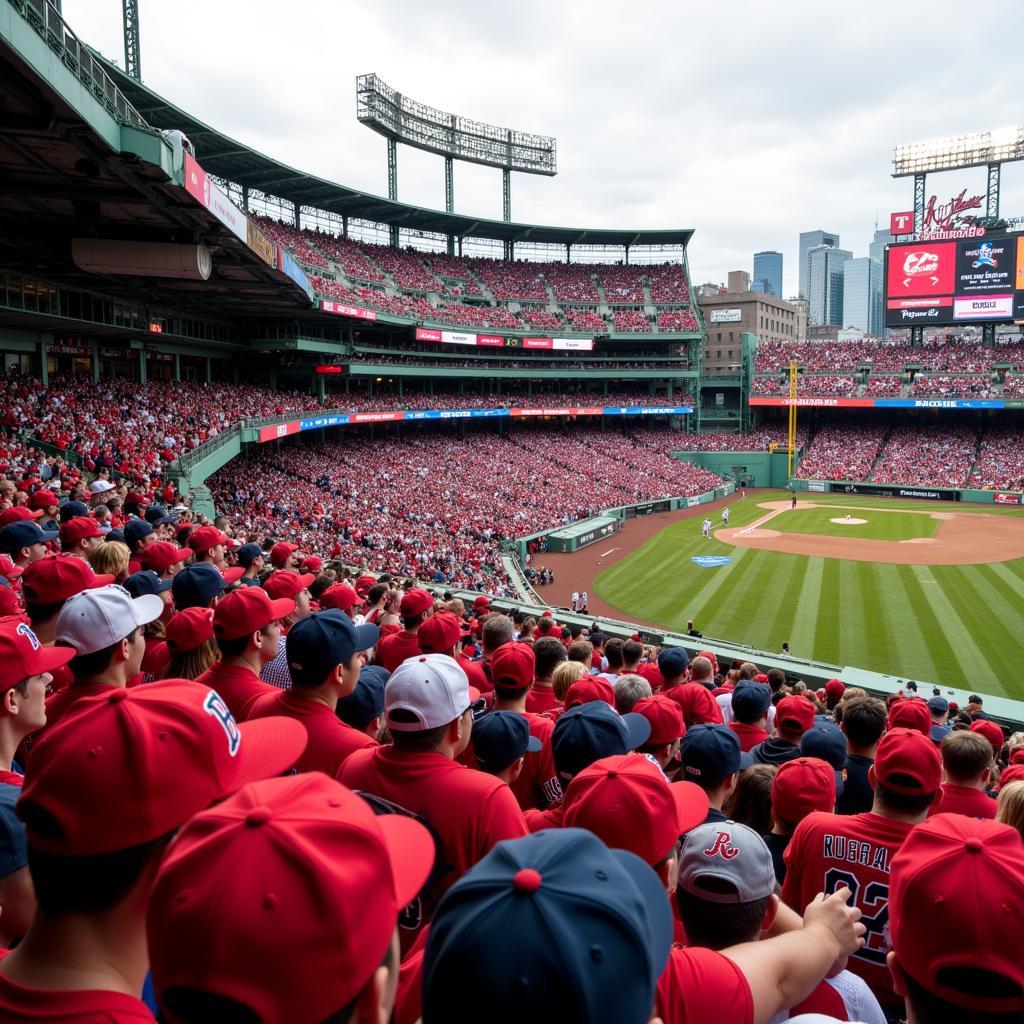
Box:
[875,397,1005,409]
[953,294,1014,320]
[748,397,874,408]
[955,238,1015,294]
[886,242,956,298]
[709,309,743,324]
[183,153,247,242]
[510,406,605,418]
[808,481,826,492]
[314,365,344,375]
[246,220,275,267]
[994,493,1022,505]
[416,330,594,351]
[890,211,914,234]
[1018,238,1024,290]
[278,249,315,302]
[347,411,402,423]
[320,300,377,322]
[829,482,959,502]
[258,421,301,442]
[299,415,349,430]
[415,328,442,342]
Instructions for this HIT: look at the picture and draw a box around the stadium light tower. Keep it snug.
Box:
[122,0,141,80]
[356,73,557,253]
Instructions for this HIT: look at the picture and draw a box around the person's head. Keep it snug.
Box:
[722,763,777,836]
[337,665,389,738]
[970,719,1006,759]
[417,610,462,657]
[123,570,175,619]
[731,679,772,726]
[287,610,379,696]
[688,655,713,684]
[173,562,236,611]
[16,681,306,919]
[0,520,58,567]
[888,814,1024,1023]
[765,667,786,694]
[679,724,751,806]
[664,681,723,728]
[566,639,593,667]
[737,661,758,681]
[384,654,479,758]
[398,587,434,631]
[55,584,164,685]
[422,828,672,1024]
[656,646,689,686]
[840,695,887,753]
[0,784,33,945]
[940,730,994,788]
[124,518,155,555]
[551,660,586,702]
[21,552,115,628]
[163,607,218,680]
[59,516,105,558]
[614,673,652,715]
[140,541,191,580]
[551,701,651,785]
[89,539,131,581]
[888,698,932,736]
[870,727,942,821]
[213,587,295,668]
[0,619,74,746]
[771,756,836,834]
[632,694,686,769]
[490,640,536,703]
[621,639,643,670]
[602,637,625,672]
[675,821,778,951]
[263,570,314,624]
[773,694,815,743]
[824,678,846,709]
[235,542,264,575]
[471,711,541,784]
[532,636,567,681]
[995,781,1024,841]
[481,613,514,655]
[188,525,229,564]
[147,773,431,1024]
[563,675,615,712]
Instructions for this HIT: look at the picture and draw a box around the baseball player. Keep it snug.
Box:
[721,506,730,525]
[701,517,712,540]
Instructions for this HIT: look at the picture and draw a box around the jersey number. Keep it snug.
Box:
[823,868,890,967]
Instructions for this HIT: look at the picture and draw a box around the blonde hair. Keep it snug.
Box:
[996,781,1024,840]
[551,660,586,702]
[90,540,130,580]
[160,639,219,681]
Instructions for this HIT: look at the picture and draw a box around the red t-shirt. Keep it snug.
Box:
[246,689,374,776]
[929,782,997,820]
[729,721,770,752]
[524,684,560,715]
[636,662,665,690]
[656,945,753,1024]
[374,630,423,673]
[195,662,277,722]
[0,962,154,1022]
[457,654,491,695]
[508,711,562,811]
[782,810,914,1009]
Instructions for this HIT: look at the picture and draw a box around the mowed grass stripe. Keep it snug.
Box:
[787,556,826,661]
[984,561,1024,604]
[908,566,983,688]
[690,549,765,626]
[879,567,942,682]
[831,559,872,668]
[765,556,809,651]
[812,559,844,664]
[697,552,776,639]
[853,562,898,670]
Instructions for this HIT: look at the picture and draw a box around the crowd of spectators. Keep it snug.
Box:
[362,243,440,292]
[871,424,979,488]
[658,308,700,332]
[542,263,600,304]
[592,264,645,303]
[863,376,904,396]
[911,375,992,398]
[518,306,563,330]
[614,310,653,332]
[969,426,1024,491]
[1002,373,1024,397]
[796,424,886,482]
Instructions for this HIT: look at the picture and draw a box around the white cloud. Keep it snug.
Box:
[64,0,1024,296]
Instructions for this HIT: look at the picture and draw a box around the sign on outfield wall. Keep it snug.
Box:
[994,493,1023,505]
[709,309,743,324]
[320,300,377,321]
[807,481,826,492]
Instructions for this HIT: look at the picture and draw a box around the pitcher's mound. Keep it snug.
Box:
[831,517,867,525]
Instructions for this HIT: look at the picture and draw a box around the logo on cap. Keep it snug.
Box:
[16,622,40,651]
[703,831,740,861]
[203,690,241,757]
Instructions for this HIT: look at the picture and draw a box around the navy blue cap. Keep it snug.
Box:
[472,711,542,774]
[123,570,173,598]
[680,724,752,785]
[927,696,949,715]
[657,647,690,678]
[0,784,28,878]
[551,701,651,782]
[59,500,89,524]
[144,505,178,527]
[236,542,264,568]
[172,562,228,610]
[105,528,125,544]
[124,519,154,546]
[731,680,771,723]
[423,829,672,1024]
[0,520,59,553]
[800,723,848,771]
[337,664,389,731]
[286,610,379,685]
[930,723,952,745]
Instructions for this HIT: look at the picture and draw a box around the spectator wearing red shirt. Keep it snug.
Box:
[751,694,814,765]
[417,610,489,696]
[763,757,837,885]
[374,588,433,673]
[523,636,566,714]
[196,587,294,721]
[929,730,998,820]
[188,525,229,567]
[248,610,379,777]
[729,680,772,752]
[268,541,298,571]
[632,693,686,771]
[58,517,104,561]
[21,554,115,645]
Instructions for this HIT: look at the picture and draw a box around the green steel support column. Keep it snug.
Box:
[269,372,277,391]
[138,348,147,385]
[398,378,403,398]
[242,187,250,213]
[444,157,454,213]
[38,335,49,387]
[174,353,181,381]
[316,373,325,402]
[502,169,511,221]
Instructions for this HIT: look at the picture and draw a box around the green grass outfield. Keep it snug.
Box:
[594,490,1024,695]
[769,505,940,542]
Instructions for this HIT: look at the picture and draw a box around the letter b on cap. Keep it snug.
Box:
[203,689,241,757]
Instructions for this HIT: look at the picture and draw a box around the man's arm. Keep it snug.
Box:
[720,889,865,1024]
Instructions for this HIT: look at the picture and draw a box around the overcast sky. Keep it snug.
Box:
[65,0,1024,297]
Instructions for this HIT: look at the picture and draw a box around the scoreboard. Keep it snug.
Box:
[884,232,1024,327]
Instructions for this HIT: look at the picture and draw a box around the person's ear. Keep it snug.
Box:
[3,688,18,715]
[887,950,908,998]
[867,765,877,790]
[761,892,780,932]
[353,962,391,1024]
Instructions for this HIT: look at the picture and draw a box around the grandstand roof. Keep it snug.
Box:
[97,55,694,251]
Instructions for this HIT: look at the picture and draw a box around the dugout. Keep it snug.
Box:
[543,517,621,553]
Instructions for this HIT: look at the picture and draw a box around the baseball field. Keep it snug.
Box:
[591,490,1024,696]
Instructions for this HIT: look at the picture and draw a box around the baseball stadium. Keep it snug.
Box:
[2,3,1024,1022]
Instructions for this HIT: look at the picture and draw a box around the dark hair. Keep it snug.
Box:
[309,572,338,602]
[493,684,530,703]
[366,582,388,605]
[841,697,887,748]
[26,832,174,914]
[903,969,1023,1024]
[25,599,66,624]
[722,764,777,836]
[533,637,567,679]
[941,731,993,782]
[400,612,426,631]
[622,640,643,665]
[388,716,450,753]
[215,632,254,660]
[766,669,786,693]
[675,884,770,950]
[875,781,937,817]
[66,627,139,678]
[567,640,593,666]
[603,638,624,671]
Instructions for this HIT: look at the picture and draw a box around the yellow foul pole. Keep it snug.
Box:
[787,359,798,479]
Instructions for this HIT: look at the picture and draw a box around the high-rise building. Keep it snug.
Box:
[807,244,851,327]
[752,251,783,298]
[799,229,840,299]
[869,227,892,266]
[841,257,883,337]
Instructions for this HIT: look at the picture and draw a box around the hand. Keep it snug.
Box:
[803,888,865,959]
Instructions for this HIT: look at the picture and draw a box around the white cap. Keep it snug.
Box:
[55,584,164,655]
[89,480,115,494]
[384,653,480,732]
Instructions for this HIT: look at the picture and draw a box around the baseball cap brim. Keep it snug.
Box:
[738,751,754,770]
[89,573,117,589]
[671,781,710,834]
[375,814,437,907]
[621,712,652,750]
[353,622,381,653]
[268,597,296,621]
[132,593,166,628]
[29,644,76,677]
[38,527,59,543]
[151,577,174,594]
[234,716,307,785]
[221,567,245,585]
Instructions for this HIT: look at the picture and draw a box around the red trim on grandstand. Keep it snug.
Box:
[320,300,378,321]
[749,397,875,408]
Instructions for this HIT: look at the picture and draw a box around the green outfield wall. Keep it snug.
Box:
[672,450,792,488]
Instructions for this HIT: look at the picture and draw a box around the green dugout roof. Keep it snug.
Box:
[547,516,620,541]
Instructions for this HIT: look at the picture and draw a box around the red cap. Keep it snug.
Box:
[17,680,307,856]
[147,774,434,1023]
[417,610,461,654]
[320,583,363,611]
[698,650,719,671]
[825,679,845,701]
[0,506,44,527]
[0,554,22,580]
[663,683,724,727]
[141,541,191,574]
[473,596,490,611]
[188,525,229,554]
[969,719,1004,756]
[0,617,74,690]
[213,587,294,641]
[772,757,837,824]
[263,571,314,601]
[776,694,815,734]
[1010,747,1024,766]
[631,694,685,746]
[165,607,215,653]
[399,588,433,616]
[27,490,58,511]
[564,676,615,710]
[872,727,941,796]
[887,698,931,736]
[59,516,104,545]
[890,814,1024,1013]
[490,640,536,690]
[221,566,245,586]
[354,574,376,594]
[997,764,1024,790]
[562,754,708,866]
[21,554,115,605]
[300,555,323,573]
[268,541,298,568]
